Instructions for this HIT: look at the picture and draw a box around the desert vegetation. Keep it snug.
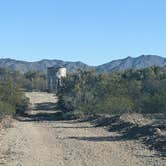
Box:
[0,81,29,121]
[58,66,166,118]
[0,68,35,121]
[0,67,47,92]
[0,66,165,165]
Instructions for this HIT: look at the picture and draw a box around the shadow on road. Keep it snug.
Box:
[91,116,166,157]
[16,102,65,122]
[16,100,166,157]
[18,112,65,122]
[52,126,93,129]
[68,135,122,142]
[33,102,57,111]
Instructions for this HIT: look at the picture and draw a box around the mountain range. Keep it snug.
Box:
[0,55,165,73]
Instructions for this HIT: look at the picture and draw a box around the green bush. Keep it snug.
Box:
[58,67,166,118]
[16,96,29,115]
[94,96,134,114]
[0,68,47,92]
[0,81,29,120]
[0,102,15,120]
[141,91,166,113]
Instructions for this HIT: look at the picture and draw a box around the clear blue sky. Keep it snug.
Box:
[0,0,166,65]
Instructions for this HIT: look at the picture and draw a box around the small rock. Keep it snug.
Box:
[154,128,162,135]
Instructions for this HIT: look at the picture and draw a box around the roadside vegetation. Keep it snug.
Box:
[0,68,47,92]
[0,68,46,122]
[58,66,166,156]
[58,66,166,118]
[0,81,29,122]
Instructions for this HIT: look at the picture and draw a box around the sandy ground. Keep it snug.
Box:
[0,92,165,166]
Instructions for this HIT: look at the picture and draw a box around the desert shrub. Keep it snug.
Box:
[0,102,15,121]
[94,96,134,114]
[141,91,166,113]
[58,67,166,118]
[0,67,47,92]
[15,95,29,115]
[0,81,29,121]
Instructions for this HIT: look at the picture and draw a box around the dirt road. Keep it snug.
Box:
[0,92,165,166]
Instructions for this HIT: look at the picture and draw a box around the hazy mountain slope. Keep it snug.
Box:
[97,55,166,72]
[0,59,91,73]
[0,55,165,73]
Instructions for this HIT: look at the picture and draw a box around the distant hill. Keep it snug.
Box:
[96,55,166,72]
[0,59,90,73]
[0,55,165,73]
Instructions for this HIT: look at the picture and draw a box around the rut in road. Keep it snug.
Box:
[0,92,165,166]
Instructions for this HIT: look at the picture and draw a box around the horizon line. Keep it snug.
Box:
[0,54,165,66]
